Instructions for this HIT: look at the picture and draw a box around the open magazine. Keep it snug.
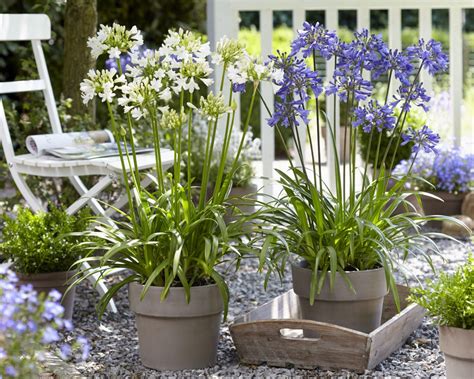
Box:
[26,130,152,160]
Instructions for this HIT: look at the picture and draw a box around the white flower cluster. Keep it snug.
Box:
[81,25,275,121]
[87,23,143,60]
[80,69,125,104]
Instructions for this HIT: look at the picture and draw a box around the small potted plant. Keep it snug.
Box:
[409,257,474,379]
[1,205,88,320]
[393,146,474,220]
[258,24,455,333]
[0,267,89,377]
[73,25,273,370]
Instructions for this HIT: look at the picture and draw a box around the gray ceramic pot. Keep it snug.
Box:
[439,326,474,379]
[17,270,76,320]
[224,183,258,223]
[421,191,466,229]
[129,282,223,370]
[421,191,466,216]
[291,262,387,333]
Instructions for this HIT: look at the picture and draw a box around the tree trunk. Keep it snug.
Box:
[63,0,97,118]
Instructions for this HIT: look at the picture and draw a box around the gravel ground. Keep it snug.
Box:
[53,237,473,378]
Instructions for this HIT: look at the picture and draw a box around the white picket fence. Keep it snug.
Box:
[207,0,472,193]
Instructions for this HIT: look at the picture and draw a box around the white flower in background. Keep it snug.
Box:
[80,68,125,104]
[191,92,232,122]
[227,55,272,92]
[87,23,143,60]
[158,108,187,130]
[212,37,246,66]
[271,68,285,85]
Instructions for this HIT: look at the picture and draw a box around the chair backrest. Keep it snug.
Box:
[0,14,62,162]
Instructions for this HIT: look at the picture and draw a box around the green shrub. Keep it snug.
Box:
[409,256,474,330]
[0,206,90,274]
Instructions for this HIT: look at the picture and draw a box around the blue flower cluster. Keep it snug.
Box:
[394,146,474,193]
[267,52,323,127]
[0,268,89,377]
[267,22,449,157]
[352,101,396,133]
[401,125,440,154]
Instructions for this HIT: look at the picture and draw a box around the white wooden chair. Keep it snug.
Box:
[0,14,174,312]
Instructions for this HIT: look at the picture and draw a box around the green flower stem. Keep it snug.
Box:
[148,106,165,193]
[106,101,137,230]
[187,91,194,194]
[198,64,227,209]
[363,69,393,198]
[312,50,324,194]
[380,63,424,176]
[213,86,235,200]
[116,58,141,189]
[257,88,298,176]
[218,84,258,204]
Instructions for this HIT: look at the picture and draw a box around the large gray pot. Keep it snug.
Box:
[291,263,387,333]
[17,270,76,321]
[439,326,474,379]
[129,282,223,370]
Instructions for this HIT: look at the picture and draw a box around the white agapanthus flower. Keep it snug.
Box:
[80,68,125,104]
[87,23,143,60]
[212,36,246,66]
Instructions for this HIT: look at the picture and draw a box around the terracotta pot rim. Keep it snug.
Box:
[15,269,77,278]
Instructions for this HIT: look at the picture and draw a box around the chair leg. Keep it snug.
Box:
[81,261,118,314]
[66,175,114,216]
[105,174,154,217]
[9,168,46,212]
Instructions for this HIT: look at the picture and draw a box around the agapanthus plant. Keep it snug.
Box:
[74,25,273,317]
[258,22,461,306]
[394,146,474,194]
[0,268,88,378]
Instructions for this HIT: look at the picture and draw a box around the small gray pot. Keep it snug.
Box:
[439,326,474,379]
[291,263,387,333]
[129,282,223,370]
[224,183,258,223]
[17,270,76,321]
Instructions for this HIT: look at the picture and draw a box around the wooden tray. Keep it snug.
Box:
[230,285,425,372]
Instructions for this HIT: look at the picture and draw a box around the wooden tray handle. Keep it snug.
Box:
[232,318,367,346]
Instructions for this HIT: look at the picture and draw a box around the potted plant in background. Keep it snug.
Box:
[410,256,473,379]
[1,205,88,320]
[393,146,474,220]
[358,106,425,178]
[0,268,89,377]
[257,23,462,333]
[185,115,261,220]
[72,25,273,370]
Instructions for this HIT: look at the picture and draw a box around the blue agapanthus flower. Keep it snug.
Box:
[352,101,396,133]
[401,125,440,154]
[407,38,449,75]
[291,21,338,59]
[267,52,323,128]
